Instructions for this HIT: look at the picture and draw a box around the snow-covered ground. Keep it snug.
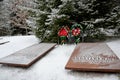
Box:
[0,35,120,80]
[0,35,39,58]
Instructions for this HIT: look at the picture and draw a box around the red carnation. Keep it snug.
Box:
[72,28,80,36]
[58,27,68,36]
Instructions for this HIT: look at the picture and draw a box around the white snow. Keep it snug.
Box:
[94,18,105,23]
[107,40,120,59]
[99,28,116,36]
[0,36,120,80]
[0,35,39,58]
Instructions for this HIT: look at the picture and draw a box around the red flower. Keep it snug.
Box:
[72,28,80,36]
[58,27,68,36]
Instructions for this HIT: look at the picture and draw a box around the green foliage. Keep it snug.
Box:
[59,1,74,15]
[28,10,36,17]
[35,0,120,42]
[35,13,49,41]
[35,0,64,42]
[0,27,10,36]
[44,24,59,42]
[51,0,62,8]
[53,16,70,26]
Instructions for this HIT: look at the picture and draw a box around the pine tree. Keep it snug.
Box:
[0,0,10,36]
[10,0,31,35]
[58,0,120,41]
[35,0,63,42]
[35,0,120,42]
[51,0,62,8]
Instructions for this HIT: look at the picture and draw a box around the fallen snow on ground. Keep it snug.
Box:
[0,36,120,80]
[0,35,39,58]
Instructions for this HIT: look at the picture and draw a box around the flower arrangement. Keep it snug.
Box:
[58,24,82,44]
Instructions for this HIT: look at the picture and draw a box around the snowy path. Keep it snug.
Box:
[0,36,120,80]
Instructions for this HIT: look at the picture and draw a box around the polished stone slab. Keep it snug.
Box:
[0,43,56,67]
[65,43,120,72]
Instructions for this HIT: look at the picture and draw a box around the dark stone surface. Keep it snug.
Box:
[0,0,3,2]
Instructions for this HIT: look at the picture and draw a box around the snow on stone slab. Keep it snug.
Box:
[0,41,9,45]
[0,37,9,44]
[0,43,56,67]
[0,35,39,58]
[0,38,3,40]
[107,40,120,59]
[0,36,120,80]
[0,44,119,80]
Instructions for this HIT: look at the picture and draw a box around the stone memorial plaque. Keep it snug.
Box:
[65,43,120,72]
[0,43,56,67]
